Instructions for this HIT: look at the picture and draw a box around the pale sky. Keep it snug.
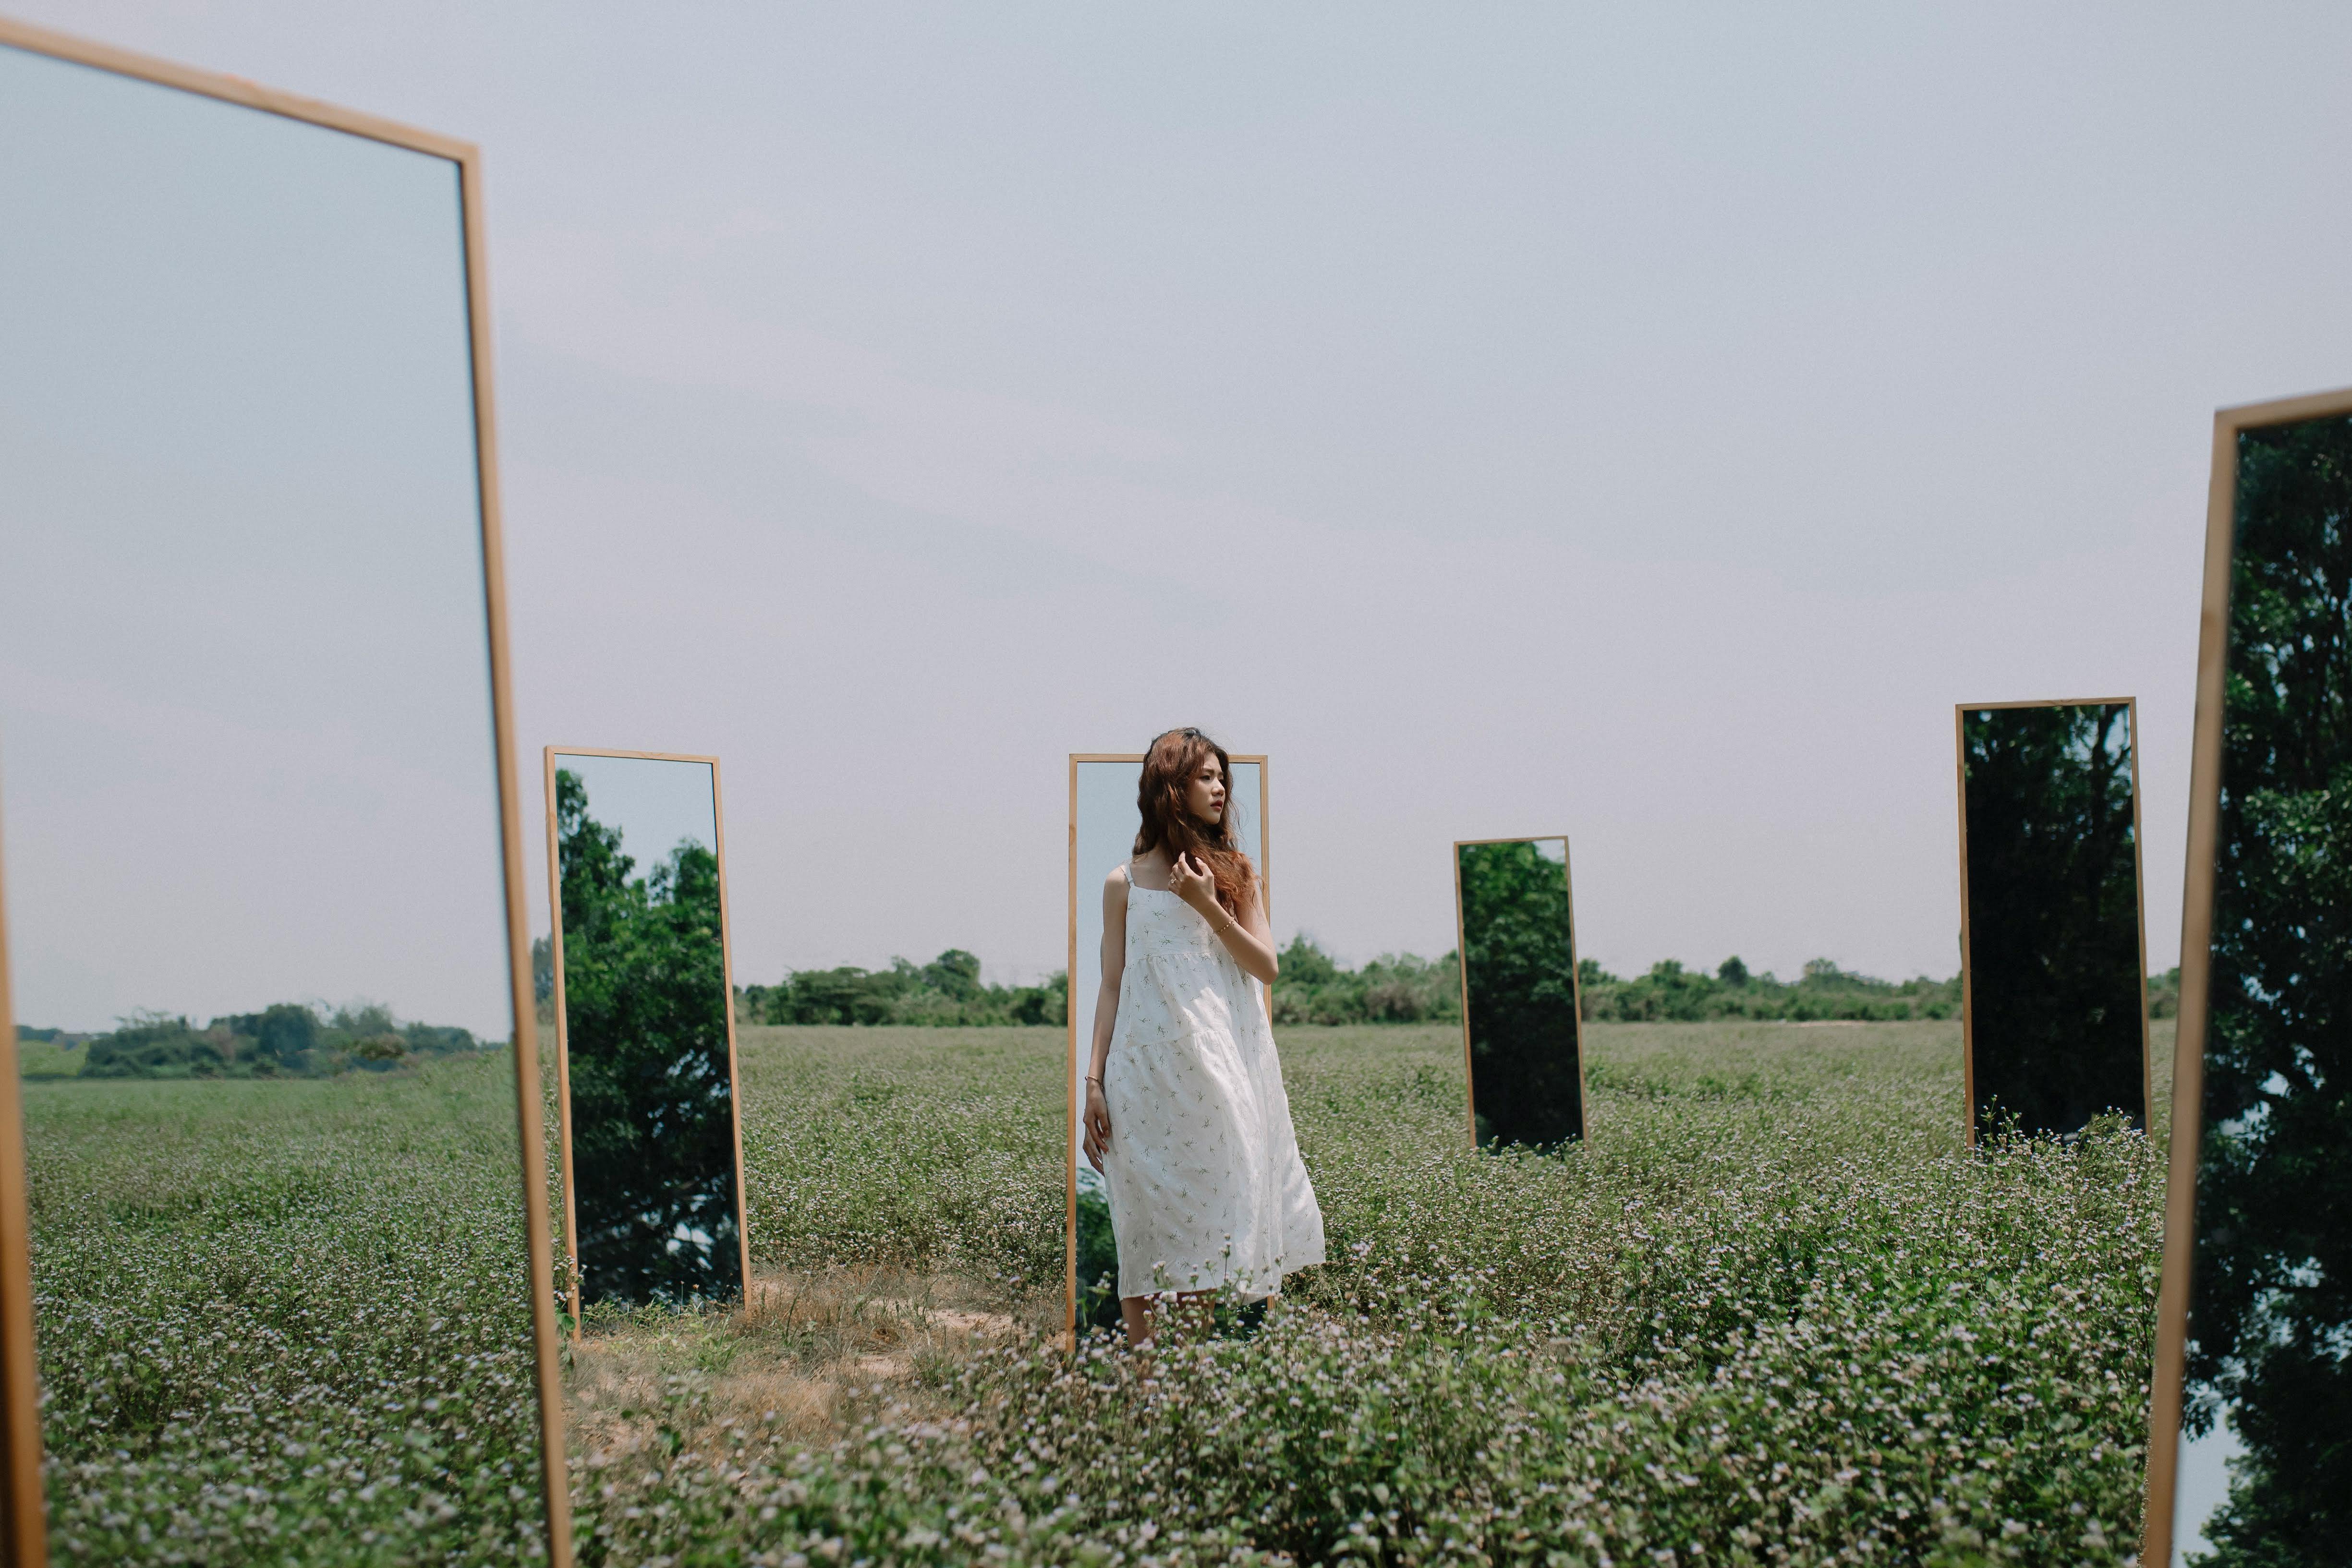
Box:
[14,2,2352,989]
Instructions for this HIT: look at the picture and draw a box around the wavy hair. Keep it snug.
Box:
[1134,727,1255,917]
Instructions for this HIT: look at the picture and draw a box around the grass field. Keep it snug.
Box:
[23,1056,549,1566]
[576,1019,2168,1567]
[20,1019,2169,1565]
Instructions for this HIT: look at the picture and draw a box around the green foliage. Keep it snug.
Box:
[740,936,1956,1033]
[75,1002,479,1080]
[24,1056,546,1564]
[1583,956,1961,1022]
[1457,839,1582,1146]
[2182,414,2352,1562]
[744,952,1067,1028]
[1962,702,2145,1137]
[1074,1174,1122,1332]
[1270,936,1460,1025]
[79,1013,230,1079]
[573,1019,2164,1566]
[556,767,742,1308]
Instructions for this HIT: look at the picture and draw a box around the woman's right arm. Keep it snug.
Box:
[1081,868,1127,1171]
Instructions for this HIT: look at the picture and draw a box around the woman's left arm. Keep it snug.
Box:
[1172,853,1280,985]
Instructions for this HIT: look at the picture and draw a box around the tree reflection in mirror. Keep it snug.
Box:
[555,764,743,1309]
[1455,838,1585,1150]
[2170,412,2352,1564]
[1958,701,2147,1144]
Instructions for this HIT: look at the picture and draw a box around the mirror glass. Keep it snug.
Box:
[2168,413,2352,1562]
[0,38,554,1560]
[549,751,745,1314]
[1454,837,1585,1148]
[1957,701,2148,1142]
[1067,755,1264,1330]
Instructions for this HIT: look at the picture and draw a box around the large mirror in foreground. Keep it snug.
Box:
[546,748,747,1318]
[2148,395,2352,1566]
[0,23,565,1564]
[1955,699,2149,1144]
[1453,836,1586,1149]
[1066,748,1269,1333]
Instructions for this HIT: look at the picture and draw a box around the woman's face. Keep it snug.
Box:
[1183,755,1227,828]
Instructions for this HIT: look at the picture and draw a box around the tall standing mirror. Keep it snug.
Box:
[1066,752,1267,1333]
[1955,699,2150,1144]
[1453,836,1586,1150]
[2147,393,2352,1566]
[0,19,566,1565]
[545,749,747,1319]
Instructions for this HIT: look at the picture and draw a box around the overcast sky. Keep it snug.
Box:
[14,1,2352,989]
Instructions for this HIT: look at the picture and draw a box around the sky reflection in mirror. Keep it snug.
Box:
[0,38,547,1562]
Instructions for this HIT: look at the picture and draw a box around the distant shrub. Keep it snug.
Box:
[1271,936,1460,1025]
[1581,955,1960,1022]
[79,1014,230,1079]
[78,1001,480,1079]
[744,951,1068,1027]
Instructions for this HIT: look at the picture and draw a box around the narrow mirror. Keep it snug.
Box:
[1453,836,1586,1149]
[545,749,747,1318]
[2149,398,2352,1565]
[1067,750,1271,1334]
[0,24,563,1563]
[1956,700,2150,1144]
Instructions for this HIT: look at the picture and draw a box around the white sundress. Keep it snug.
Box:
[1101,863,1326,1300]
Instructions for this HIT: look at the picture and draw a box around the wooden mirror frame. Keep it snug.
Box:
[541,747,752,1333]
[1063,752,1270,1339]
[1952,697,2153,1147]
[0,15,569,1565]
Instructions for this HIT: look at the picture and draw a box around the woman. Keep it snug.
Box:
[1081,728,1325,1344]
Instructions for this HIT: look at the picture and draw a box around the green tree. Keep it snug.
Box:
[1456,841,1582,1148]
[255,1003,317,1070]
[1961,701,2145,1139]
[557,768,741,1309]
[2183,414,2352,1564]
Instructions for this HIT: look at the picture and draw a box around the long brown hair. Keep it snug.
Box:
[1134,728,1256,917]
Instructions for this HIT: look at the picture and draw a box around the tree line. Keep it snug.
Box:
[740,951,1068,1027]
[727,940,2200,1028]
[22,1002,483,1079]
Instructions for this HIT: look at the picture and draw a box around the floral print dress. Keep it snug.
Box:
[1100,866,1325,1299]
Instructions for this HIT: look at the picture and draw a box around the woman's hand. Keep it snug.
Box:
[1170,851,1219,914]
[1082,1078,1113,1171]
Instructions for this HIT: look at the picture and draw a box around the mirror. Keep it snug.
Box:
[545,749,747,1317]
[1955,700,2150,1144]
[0,23,565,1564]
[1066,751,1267,1332]
[1452,837,1586,1149]
[2149,398,2352,1565]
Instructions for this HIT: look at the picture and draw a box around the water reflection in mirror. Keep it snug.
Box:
[1454,837,1585,1150]
[1957,701,2147,1143]
[549,752,746,1312]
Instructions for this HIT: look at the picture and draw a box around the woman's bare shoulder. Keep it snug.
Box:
[1102,864,1130,897]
